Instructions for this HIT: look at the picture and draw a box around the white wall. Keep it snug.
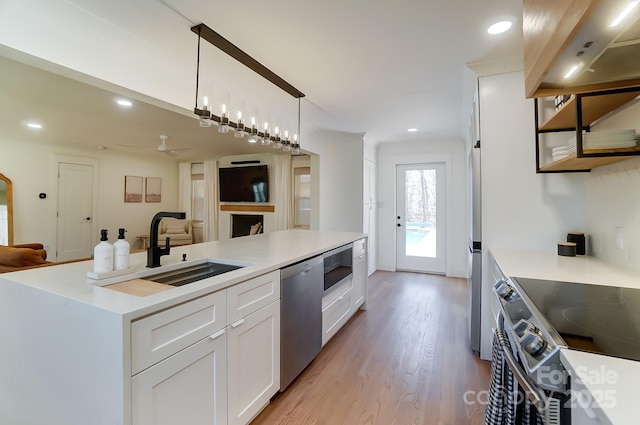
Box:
[478,71,586,359]
[584,100,640,271]
[0,137,178,255]
[376,138,468,278]
[0,0,305,136]
[304,130,364,232]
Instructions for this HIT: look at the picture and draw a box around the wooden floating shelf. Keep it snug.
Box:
[539,91,640,131]
[220,204,275,213]
[539,147,640,172]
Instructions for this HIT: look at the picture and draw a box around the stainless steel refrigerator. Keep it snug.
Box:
[468,136,482,354]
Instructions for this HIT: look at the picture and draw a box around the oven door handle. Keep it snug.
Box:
[502,347,548,412]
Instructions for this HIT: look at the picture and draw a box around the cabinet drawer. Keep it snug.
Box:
[131,290,227,375]
[322,277,352,310]
[227,270,280,324]
[353,238,366,258]
[322,287,353,346]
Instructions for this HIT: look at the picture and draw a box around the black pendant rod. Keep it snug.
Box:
[191,23,305,99]
[195,26,202,109]
[297,97,301,146]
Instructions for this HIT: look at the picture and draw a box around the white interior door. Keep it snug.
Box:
[57,162,94,261]
[396,163,446,274]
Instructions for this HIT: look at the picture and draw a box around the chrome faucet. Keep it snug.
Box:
[147,211,186,268]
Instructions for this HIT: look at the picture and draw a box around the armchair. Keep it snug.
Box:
[157,218,193,247]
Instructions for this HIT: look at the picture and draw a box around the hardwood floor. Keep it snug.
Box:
[251,271,491,425]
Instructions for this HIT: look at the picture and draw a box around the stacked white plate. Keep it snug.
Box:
[552,145,571,161]
[568,129,637,150]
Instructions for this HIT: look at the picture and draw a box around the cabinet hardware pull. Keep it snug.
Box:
[209,329,225,340]
[231,319,245,328]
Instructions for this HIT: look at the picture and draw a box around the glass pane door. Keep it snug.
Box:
[396,163,446,273]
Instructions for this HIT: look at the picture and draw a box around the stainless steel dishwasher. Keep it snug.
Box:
[280,254,323,391]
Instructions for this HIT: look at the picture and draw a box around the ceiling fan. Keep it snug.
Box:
[118,135,191,156]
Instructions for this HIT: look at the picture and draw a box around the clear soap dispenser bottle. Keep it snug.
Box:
[113,228,130,271]
[93,229,114,273]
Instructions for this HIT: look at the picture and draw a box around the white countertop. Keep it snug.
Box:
[561,349,640,425]
[489,248,640,289]
[490,248,640,424]
[0,229,364,320]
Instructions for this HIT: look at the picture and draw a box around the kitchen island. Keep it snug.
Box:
[0,229,366,425]
[490,248,640,425]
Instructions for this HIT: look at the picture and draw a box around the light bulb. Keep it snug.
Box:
[262,122,271,145]
[203,96,209,111]
[219,103,229,133]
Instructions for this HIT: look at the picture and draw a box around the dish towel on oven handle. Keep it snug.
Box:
[484,329,544,425]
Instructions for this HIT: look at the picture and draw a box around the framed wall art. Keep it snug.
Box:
[124,176,143,202]
[145,177,162,202]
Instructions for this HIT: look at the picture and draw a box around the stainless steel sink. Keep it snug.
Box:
[145,261,245,287]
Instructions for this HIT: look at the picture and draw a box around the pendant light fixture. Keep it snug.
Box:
[191,24,305,152]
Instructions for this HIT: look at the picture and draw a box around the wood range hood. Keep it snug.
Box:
[525,0,640,97]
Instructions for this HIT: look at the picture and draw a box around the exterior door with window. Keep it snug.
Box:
[396,163,446,274]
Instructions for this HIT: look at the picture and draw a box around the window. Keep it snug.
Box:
[191,162,205,243]
[293,167,310,229]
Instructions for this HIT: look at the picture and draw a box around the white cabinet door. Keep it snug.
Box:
[363,204,377,275]
[227,300,281,425]
[363,159,377,204]
[132,329,228,425]
[352,249,366,310]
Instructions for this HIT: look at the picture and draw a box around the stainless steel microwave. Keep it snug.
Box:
[323,244,353,294]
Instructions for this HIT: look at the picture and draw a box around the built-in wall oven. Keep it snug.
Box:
[323,244,353,295]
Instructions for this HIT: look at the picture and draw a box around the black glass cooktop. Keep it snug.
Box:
[512,277,640,361]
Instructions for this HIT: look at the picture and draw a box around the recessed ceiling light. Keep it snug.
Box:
[116,99,133,107]
[26,122,43,129]
[488,21,512,35]
[408,128,418,132]
[96,146,106,150]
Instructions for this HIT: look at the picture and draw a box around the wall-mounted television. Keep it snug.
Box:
[218,164,269,203]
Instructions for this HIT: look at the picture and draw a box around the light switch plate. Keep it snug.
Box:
[614,227,624,250]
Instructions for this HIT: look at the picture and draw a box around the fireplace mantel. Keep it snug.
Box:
[220,205,275,213]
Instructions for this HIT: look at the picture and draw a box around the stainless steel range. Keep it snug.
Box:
[511,277,640,362]
[491,277,571,425]
[492,274,640,424]
[495,278,568,392]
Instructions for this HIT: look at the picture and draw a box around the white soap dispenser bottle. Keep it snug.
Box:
[93,229,114,274]
[113,228,130,271]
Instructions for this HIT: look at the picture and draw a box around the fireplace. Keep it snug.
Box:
[231,214,264,238]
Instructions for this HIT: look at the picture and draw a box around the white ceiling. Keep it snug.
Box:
[0,0,523,160]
